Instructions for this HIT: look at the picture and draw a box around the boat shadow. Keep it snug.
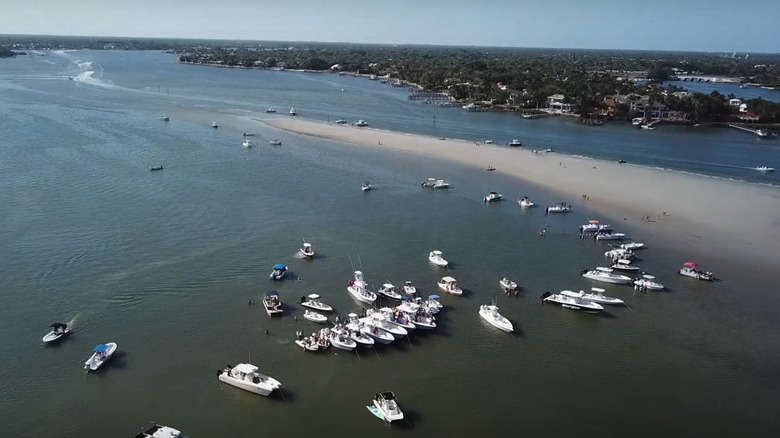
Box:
[395,408,423,430]
[269,387,295,403]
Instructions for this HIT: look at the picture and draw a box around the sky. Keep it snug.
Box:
[1,0,778,53]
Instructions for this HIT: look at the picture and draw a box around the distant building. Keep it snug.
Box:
[546,94,575,114]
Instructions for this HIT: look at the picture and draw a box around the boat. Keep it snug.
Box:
[242,139,252,148]
[508,139,522,147]
[428,250,448,267]
[300,293,333,312]
[541,291,604,313]
[265,108,276,113]
[437,276,463,295]
[341,314,377,347]
[484,192,503,203]
[42,323,70,343]
[300,240,315,258]
[159,116,170,122]
[370,392,404,422]
[269,139,282,146]
[303,309,328,324]
[486,165,496,171]
[269,264,287,280]
[610,259,640,271]
[756,129,771,138]
[433,179,451,189]
[358,319,395,344]
[294,331,319,352]
[328,329,357,351]
[499,277,518,291]
[755,166,775,172]
[335,119,347,124]
[518,197,534,208]
[373,307,416,331]
[425,294,443,313]
[365,313,408,338]
[484,140,494,144]
[560,287,625,306]
[479,304,513,332]
[640,124,656,130]
[242,132,255,136]
[289,107,297,116]
[605,248,635,261]
[545,203,571,213]
[421,178,437,188]
[347,271,377,304]
[84,342,118,371]
[377,283,403,300]
[211,122,218,128]
[409,311,437,330]
[634,274,665,291]
[620,242,645,250]
[402,281,416,296]
[150,165,164,171]
[581,267,632,284]
[361,181,371,191]
[134,424,185,438]
[217,363,282,396]
[678,262,714,281]
[579,220,605,233]
[595,232,626,241]
[262,291,283,316]
[355,120,368,127]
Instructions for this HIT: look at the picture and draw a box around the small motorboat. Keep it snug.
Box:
[428,250,448,267]
[335,119,347,124]
[269,139,282,146]
[634,274,665,291]
[620,242,645,250]
[479,304,513,332]
[365,313,408,338]
[242,139,252,148]
[359,321,394,345]
[337,323,375,348]
[579,220,603,233]
[369,391,404,422]
[355,120,368,127]
[508,139,522,147]
[402,281,416,296]
[484,140,494,144]
[518,197,534,208]
[545,203,571,213]
[372,307,416,332]
[135,424,184,438]
[617,159,627,164]
[300,240,315,258]
[425,295,443,313]
[755,166,774,172]
[484,192,503,203]
[159,116,170,122]
[499,277,518,292]
[679,262,714,281]
[303,309,328,324]
[84,342,117,371]
[211,122,218,128]
[263,291,283,316]
[486,165,496,171]
[561,287,625,306]
[347,271,377,304]
[610,259,640,271]
[150,165,164,171]
[595,232,626,241]
[265,108,277,113]
[433,179,451,189]
[377,283,403,301]
[289,107,297,116]
[438,276,463,295]
[217,363,282,396]
[361,181,371,191]
[328,330,357,351]
[294,331,319,351]
[605,248,635,261]
[581,267,632,284]
[421,177,437,188]
[42,323,70,343]
[270,264,287,280]
[242,132,255,136]
[300,293,333,312]
[541,291,604,313]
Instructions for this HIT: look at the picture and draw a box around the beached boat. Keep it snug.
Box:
[211,122,218,128]
[42,323,70,343]
[150,165,164,171]
[499,277,518,291]
[289,107,296,116]
[541,291,604,313]
[335,119,347,124]
[84,343,118,371]
[242,139,252,148]
[377,283,403,301]
[270,264,288,280]
[402,281,416,296]
[581,267,632,284]
[679,262,714,281]
[484,140,494,144]
[479,304,513,332]
[484,192,503,203]
[433,179,451,189]
[263,291,283,316]
[361,181,371,191]
[428,250,448,267]
[300,293,332,312]
[755,166,775,172]
[303,309,328,324]
[217,363,281,396]
[265,108,277,113]
[355,120,368,127]
[546,203,571,213]
[634,274,665,291]
[369,392,404,422]
[269,139,282,146]
[347,271,377,304]
[561,287,625,306]
[134,424,185,438]
[294,331,319,352]
[518,197,534,207]
[438,276,463,295]
[620,242,645,250]
[508,139,522,147]
[610,258,640,271]
[595,232,626,241]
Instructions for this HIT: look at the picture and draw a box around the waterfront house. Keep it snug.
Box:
[546,94,575,114]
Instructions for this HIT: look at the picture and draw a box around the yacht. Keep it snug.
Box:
[303,309,328,324]
[438,276,463,295]
[270,264,288,280]
[679,262,714,281]
[518,197,534,207]
[361,181,371,191]
[581,267,632,284]
[300,293,333,312]
[265,108,277,113]
[595,232,626,241]
[755,165,775,172]
[369,392,404,422]
[479,304,513,332]
[242,139,252,148]
[402,281,417,296]
[84,343,118,371]
[508,139,522,147]
[483,192,503,203]
[217,363,282,396]
[300,240,315,258]
[541,291,604,313]
[377,283,403,300]
[269,139,282,146]
[634,274,665,291]
[134,424,185,438]
[560,287,625,306]
[289,107,297,116]
[347,271,377,304]
[262,291,283,316]
[428,250,448,267]
[499,278,518,292]
[545,203,571,213]
[42,323,70,343]
[211,122,218,128]
[355,120,368,127]
[579,220,604,233]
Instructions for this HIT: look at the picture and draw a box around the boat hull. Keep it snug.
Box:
[84,342,117,371]
[42,329,70,343]
[347,286,376,304]
[582,273,631,284]
[294,340,319,351]
[303,312,327,324]
[301,302,333,312]
[218,374,280,396]
[373,401,404,422]
[479,311,513,332]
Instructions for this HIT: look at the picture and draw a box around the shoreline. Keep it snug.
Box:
[261,117,780,267]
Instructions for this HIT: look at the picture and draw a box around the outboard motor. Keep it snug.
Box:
[540,291,551,300]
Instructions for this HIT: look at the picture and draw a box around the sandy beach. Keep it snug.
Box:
[264,117,780,266]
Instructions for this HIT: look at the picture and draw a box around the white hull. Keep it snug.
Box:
[582,271,632,284]
[42,329,70,343]
[218,369,281,396]
[301,302,333,312]
[518,199,534,207]
[634,280,665,290]
[595,233,626,240]
[543,294,604,313]
[479,305,513,332]
[347,285,377,304]
[499,279,517,290]
[560,290,624,306]
[295,339,319,351]
[303,311,328,324]
[373,400,404,422]
[428,251,448,267]
[361,326,394,344]
[329,333,357,351]
[679,268,713,281]
[438,283,462,295]
[84,342,117,371]
[403,285,417,295]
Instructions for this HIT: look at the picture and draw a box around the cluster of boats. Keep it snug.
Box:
[41,323,119,372]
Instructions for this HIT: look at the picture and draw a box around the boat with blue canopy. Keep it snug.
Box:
[270,264,287,280]
[84,342,117,371]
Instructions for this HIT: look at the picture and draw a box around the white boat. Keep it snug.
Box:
[479,304,513,332]
[377,283,403,300]
[561,287,625,306]
[546,203,571,213]
[424,294,443,313]
[289,107,297,116]
[135,424,184,438]
[581,267,632,284]
[242,139,252,148]
[328,330,357,351]
[402,281,416,296]
[595,232,626,241]
[374,307,416,331]
[432,179,450,189]
[300,241,315,258]
[347,271,377,304]
[303,310,328,324]
[579,220,604,233]
[620,242,645,250]
[484,139,494,144]
[437,276,463,295]
[499,277,517,291]
[300,293,332,312]
[409,312,437,329]
[634,274,665,291]
[84,342,117,371]
[42,323,70,343]
[541,291,604,313]
[211,122,218,128]
[421,178,437,188]
[265,108,277,113]
[365,313,408,339]
[342,314,376,347]
[294,331,319,351]
[508,139,522,147]
[270,264,287,280]
[610,259,639,271]
[679,262,714,281]
[263,291,283,316]
[361,181,371,191]
[755,166,774,172]
[335,119,347,124]
[518,197,534,207]
[269,139,282,146]
[640,124,655,130]
[484,192,503,203]
[359,319,395,344]
[370,392,404,422]
[355,120,368,127]
[428,250,448,267]
[217,363,282,396]
[605,248,635,260]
